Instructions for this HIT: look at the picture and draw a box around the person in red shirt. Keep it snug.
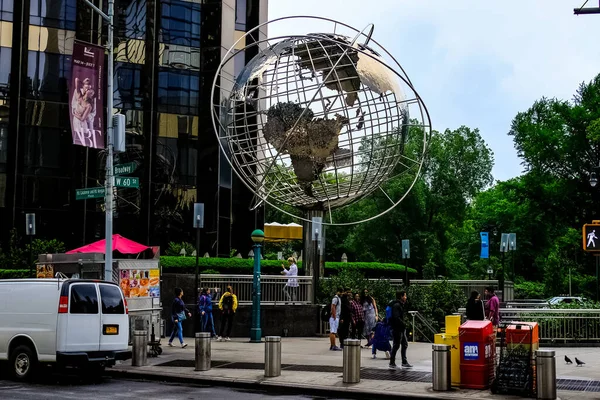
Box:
[484,287,500,327]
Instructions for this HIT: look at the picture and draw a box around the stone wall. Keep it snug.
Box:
[161,273,321,338]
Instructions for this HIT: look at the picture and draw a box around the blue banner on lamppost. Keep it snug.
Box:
[480,232,489,259]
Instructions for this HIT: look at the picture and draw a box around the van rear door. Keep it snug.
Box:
[98,284,128,351]
[64,283,100,351]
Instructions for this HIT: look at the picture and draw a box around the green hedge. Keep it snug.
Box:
[0,269,32,279]
[160,256,416,278]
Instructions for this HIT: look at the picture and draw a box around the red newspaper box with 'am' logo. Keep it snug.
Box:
[459,320,495,389]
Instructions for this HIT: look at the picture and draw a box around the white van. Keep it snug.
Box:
[0,279,131,380]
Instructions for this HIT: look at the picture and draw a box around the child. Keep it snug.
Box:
[370,318,392,359]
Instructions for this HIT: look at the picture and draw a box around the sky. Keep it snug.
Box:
[267,0,600,182]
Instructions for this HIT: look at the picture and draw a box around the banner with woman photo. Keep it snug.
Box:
[69,41,104,149]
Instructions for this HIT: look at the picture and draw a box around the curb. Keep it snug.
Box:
[106,368,454,400]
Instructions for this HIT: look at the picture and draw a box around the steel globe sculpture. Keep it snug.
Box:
[212,17,431,225]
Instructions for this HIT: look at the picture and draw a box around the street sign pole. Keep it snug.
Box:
[82,0,114,282]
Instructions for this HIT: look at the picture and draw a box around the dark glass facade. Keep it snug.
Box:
[1,0,265,256]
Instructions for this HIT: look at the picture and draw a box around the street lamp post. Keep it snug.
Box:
[193,203,204,333]
[81,0,115,281]
[250,229,264,343]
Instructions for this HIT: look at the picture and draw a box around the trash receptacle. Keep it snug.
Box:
[459,320,495,389]
[432,344,451,391]
[434,333,460,386]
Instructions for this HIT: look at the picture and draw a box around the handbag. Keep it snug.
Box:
[176,311,186,321]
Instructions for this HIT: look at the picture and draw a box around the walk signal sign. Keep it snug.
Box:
[583,222,600,252]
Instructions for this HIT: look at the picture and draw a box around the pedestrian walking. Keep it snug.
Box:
[338,288,352,349]
[168,287,191,348]
[361,289,378,341]
[329,288,343,351]
[370,318,392,359]
[466,290,485,321]
[388,291,412,369]
[198,287,217,337]
[281,257,299,303]
[350,293,365,345]
[217,285,238,341]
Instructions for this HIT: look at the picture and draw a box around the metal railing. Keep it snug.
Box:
[457,307,600,344]
[409,311,438,343]
[372,279,514,302]
[200,274,313,305]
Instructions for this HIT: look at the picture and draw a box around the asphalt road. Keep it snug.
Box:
[0,376,350,400]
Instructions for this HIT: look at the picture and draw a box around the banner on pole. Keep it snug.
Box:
[480,232,489,259]
[69,41,105,149]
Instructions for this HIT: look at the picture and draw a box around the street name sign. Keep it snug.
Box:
[114,162,137,176]
[114,176,139,188]
[76,187,105,200]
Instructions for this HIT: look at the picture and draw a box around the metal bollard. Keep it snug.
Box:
[432,344,451,391]
[536,349,557,400]
[264,336,282,377]
[343,339,361,384]
[195,332,211,371]
[132,330,148,367]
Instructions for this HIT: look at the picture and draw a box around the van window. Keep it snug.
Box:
[70,284,99,314]
[99,284,125,314]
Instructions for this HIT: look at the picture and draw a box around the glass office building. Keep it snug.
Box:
[0,0,267,256]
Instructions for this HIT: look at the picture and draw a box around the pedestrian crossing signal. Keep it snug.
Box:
[583,223,600,252]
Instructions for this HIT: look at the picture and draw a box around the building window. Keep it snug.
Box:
[235,0,246,31]
[157,68,199,115]
[117,0,146,40]
[160,0,201,48]
[0,123,7,168]
[233,51,245,79]
[24,127,68,171]
[0,47,10,89]
[27,51,71,101]
[114,62,143,110]
[30,0,76,30]
[0,0,13,22]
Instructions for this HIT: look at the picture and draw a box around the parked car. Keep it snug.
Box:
[547,296,584,306]
[0,279,131,380]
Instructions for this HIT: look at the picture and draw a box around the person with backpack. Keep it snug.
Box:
[198,287,217,337]
[217,285,238,341]
[327,288,343,351]
[387,291,412,369]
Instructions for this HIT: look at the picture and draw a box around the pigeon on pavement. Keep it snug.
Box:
[565,355,573,364]
[575,357,585,367]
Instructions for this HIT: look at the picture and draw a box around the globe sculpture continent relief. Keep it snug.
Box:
[212,17,431,225]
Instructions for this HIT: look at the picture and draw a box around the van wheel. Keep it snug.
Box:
[10,345,37,381]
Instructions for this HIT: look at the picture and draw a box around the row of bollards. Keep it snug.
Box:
[431,344,557,400]
[131,334,555,398]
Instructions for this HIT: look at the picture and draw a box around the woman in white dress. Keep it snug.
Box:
[281,257,299,303]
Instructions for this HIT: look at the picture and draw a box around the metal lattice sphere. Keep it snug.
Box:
[212,17,431,224]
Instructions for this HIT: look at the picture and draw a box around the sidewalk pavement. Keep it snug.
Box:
[108,337,600,400]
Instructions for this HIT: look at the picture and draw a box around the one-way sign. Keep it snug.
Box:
[583,222,600,252]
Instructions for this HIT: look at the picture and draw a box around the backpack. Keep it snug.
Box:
[385,301,394,321]
[321,306,331,322]
[222,294,234,310]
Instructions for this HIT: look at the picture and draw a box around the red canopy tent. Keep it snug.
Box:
[66,234,150,254]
